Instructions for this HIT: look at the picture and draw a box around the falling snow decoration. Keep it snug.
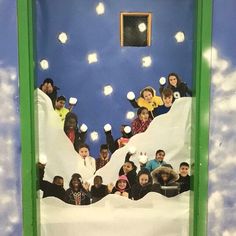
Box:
[142,56,152,67]
[40,59,49,70]
[96,2,105,15]
[175,31,185,43]
[58,32,68,44]
[90,131,99,141]
[103,85,113,96]
[87,53,98,64]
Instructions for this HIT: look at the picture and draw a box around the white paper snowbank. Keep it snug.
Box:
[40,192,190,236]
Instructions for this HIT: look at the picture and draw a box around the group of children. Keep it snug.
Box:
[38,73,192,205]
[39,148,191,205]
[103,72,192,155]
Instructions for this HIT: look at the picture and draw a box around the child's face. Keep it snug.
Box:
[94,177,102,188]
[72,178,81,190]
[179,165,189,177]
[66,118,77,129]
[161,173,170,182]
[139,109,149,122]
[156,151,165,162]
[117,180,127,190]
[122,162,133,174]
[46,83,53,93]
[79,147,89,158]
[139,174,149,186]
[41,83,48,93]
[42,82,53,94]
[169,75,178,87]
[53,178,64,187]
[55,100,65,110]
[163,95,173,107]
[143,91,153,103]
[100,149,109,159]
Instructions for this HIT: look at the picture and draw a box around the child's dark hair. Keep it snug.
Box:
[137,169,152,184]
[64,112,78,124]
[119,160,137,176]
[43,78,54,86]
[56,95,66,102]
[155,149,165,156]
[64,112,78,133]
[161,88,173,98]
[137,107,149,116]
[126,161,137,171]
[179,162,189,168]
[124,152,137,171]
[78,143,90,151]
[53,176,63,182]
[94,175,103,182]
[162,163,173,169]
[100,144,108,152]
[167,73,181,86]
[140,87,155,98]
[69,173,82,188]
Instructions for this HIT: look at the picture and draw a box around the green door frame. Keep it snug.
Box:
[17,0,212,235]
[17,0,38,235]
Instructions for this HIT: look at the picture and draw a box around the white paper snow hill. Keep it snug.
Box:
[36,89,192,236]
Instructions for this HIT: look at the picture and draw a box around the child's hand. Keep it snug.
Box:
[107,183,114,193]
[83,182,90,191]
[37,162,46,169]
[121,192,129,198]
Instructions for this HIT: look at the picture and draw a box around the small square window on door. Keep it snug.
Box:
[120,12,152,47]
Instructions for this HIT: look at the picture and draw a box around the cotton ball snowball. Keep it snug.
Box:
[104,124,112,132]
[128,146,136,154]
[80,124,88,132]
[127,91,135,100]
[159,77,166,85]
[124,126,131,134]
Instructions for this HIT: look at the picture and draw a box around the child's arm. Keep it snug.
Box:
[181,82,192,96]
[145,161,152,172]
[105,131,118,154]
[79,124,88,143]
[186,85,192,96]
[151,167,161,184]
[125,152,133,162]
[83,182,90,192]
[107,183,114,193]
[128,99,139,108]
[37,163,52,192]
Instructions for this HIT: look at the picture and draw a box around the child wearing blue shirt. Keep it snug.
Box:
[145,149,167,172]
